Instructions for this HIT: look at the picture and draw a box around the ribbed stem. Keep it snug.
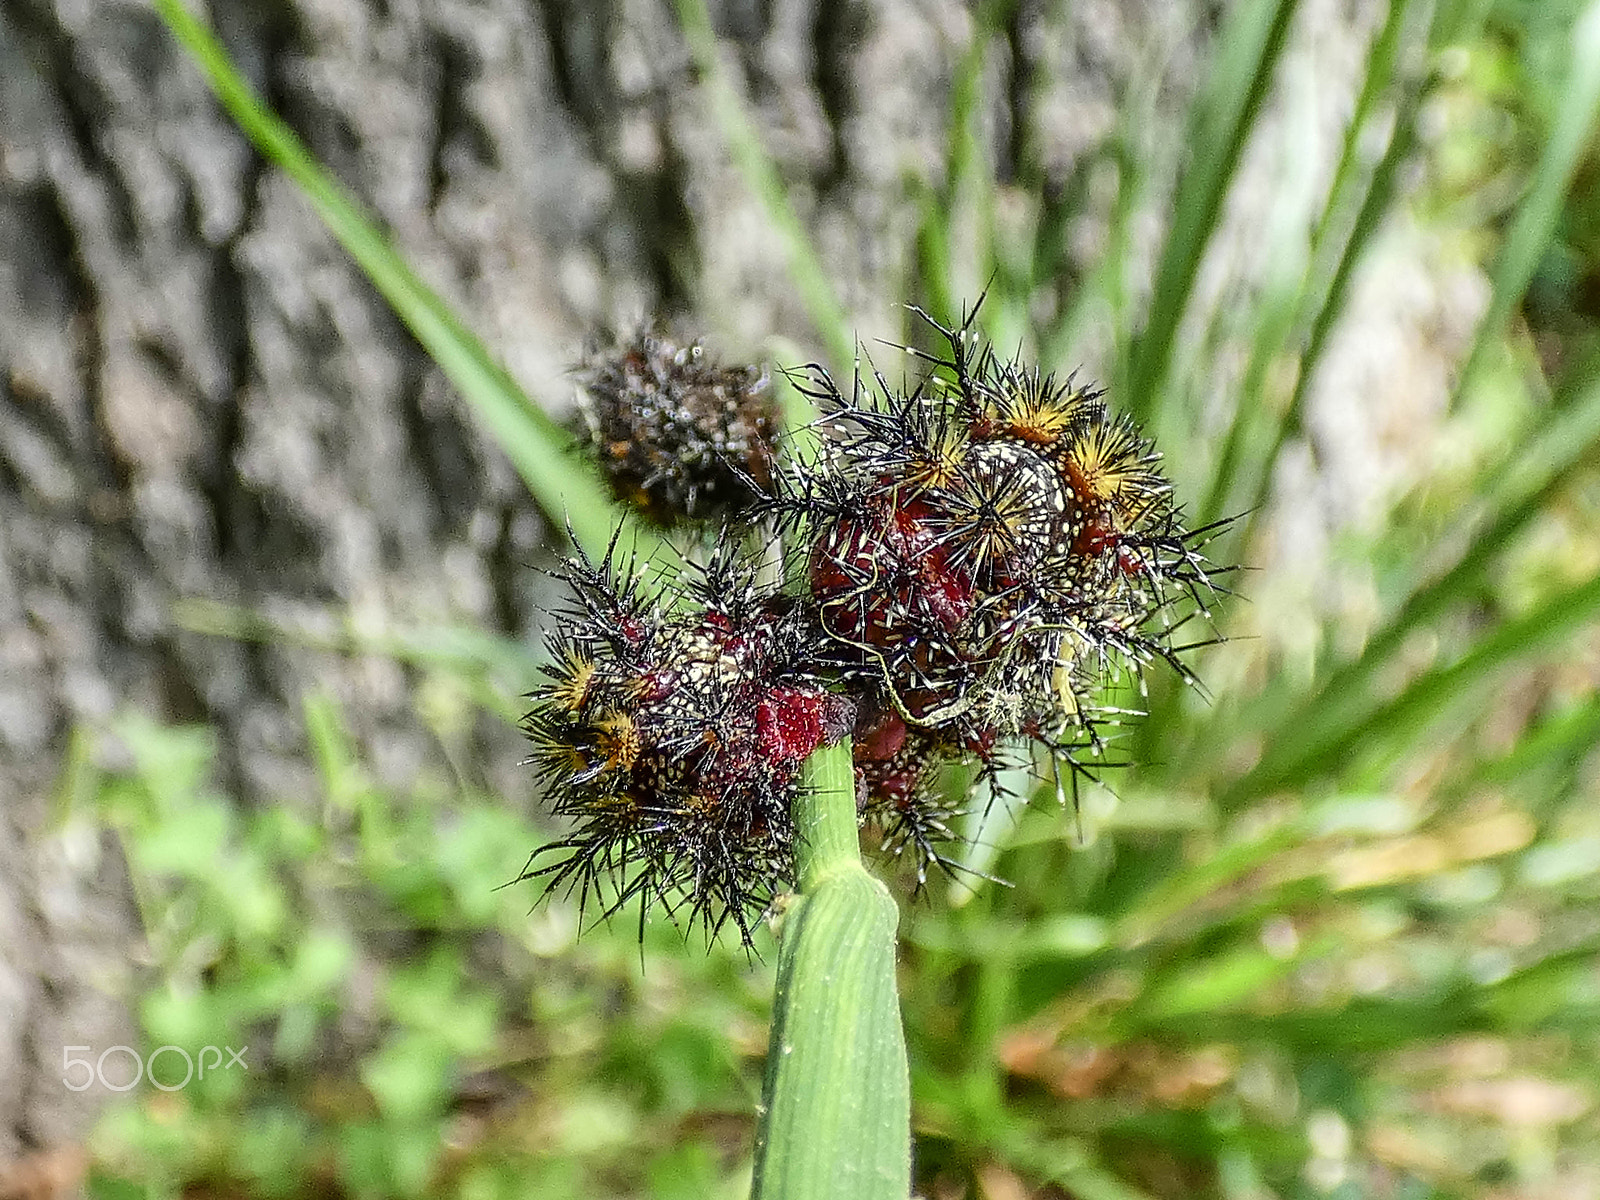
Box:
[750,740,911,1200]
[792,735,866,888]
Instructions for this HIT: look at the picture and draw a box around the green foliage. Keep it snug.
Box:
[78,706,768,1198]
[97,0,1600,1197]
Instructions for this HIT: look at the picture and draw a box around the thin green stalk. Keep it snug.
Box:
[791,738,866,889]
[1126,0,1303,424]
[674,0,855,375]
[752,740,910,1200]
[1198,0,1419,528]
[1453,0,1600,403]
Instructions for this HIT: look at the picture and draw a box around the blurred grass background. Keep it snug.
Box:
[47,0,1600,1196]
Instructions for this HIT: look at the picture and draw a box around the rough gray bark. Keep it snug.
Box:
[0,0,1469,1169]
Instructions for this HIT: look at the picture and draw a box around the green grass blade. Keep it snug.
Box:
[1125,0,1303,423]
[1308,0,1418,258]
[913,0,1003,332]
[751,740,910,1200]
[674,0,855,375]
[1242,78,1423,530]
[1195,281,1295,529]
[1203,0,1422,530]
[1184,0,1416,528]
[1229,368,1600,795]
[1114,823,1303,947]
[152,0,620,557]
[1462,692,1600,802]
[923,0,1028,347]
[914,185,959,341]
[1433,0,1497,47]
[1453,0,1600,401]
[172,598,538,723]
[1231,570,1600,801]
[1043,134,1143,377]
[1131,941,1324,1023]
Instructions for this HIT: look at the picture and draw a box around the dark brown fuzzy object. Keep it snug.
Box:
[519,538,852,945]
[578,328,778,526]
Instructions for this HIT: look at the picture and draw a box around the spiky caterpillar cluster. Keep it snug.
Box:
[775,307,1224,877]
[528,308,1226,939]
[520,540,853,944]
[577,326,777,525]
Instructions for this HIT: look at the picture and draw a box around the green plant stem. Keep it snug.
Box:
[790,738,867,890]
[751,740,910,1200]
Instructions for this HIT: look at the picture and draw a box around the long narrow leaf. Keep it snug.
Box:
[674,0,855,374]
[152,0,621,557]
[1242,77,1424,530]
[1125,0,1303,423]
[1231,571,1600,801]
[1453,0,1600,401]
[1232,368,1600,796]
